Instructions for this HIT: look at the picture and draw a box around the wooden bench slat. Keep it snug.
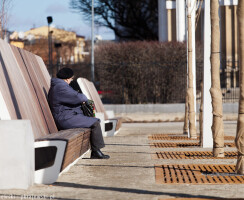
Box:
[18,48,58,134]
[0,40,50,138]
[36,128,90,141]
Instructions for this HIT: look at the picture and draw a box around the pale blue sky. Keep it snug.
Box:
[8,0,115,40]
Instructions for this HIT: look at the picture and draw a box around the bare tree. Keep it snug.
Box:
[210,0,224,157]
[236,0,244,174]
[187,0,197,139]
[69,0,158,40]
[0,0,12,39]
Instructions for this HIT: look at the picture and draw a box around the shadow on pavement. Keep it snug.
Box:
[75,164,154,168]
[53,182,244,199]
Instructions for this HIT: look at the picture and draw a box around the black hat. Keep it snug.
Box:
[56,68,74,79]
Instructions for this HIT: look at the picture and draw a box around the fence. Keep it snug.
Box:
[220,59,239,103]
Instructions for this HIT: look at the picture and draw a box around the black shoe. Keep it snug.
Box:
[90,150,110,159]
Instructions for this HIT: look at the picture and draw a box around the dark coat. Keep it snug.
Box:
[48,78,98,130]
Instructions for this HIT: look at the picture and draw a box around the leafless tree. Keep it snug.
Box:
[186,0,197,139]
[69,0,158,40]
[0,0,12,39]
[210,0,224,157]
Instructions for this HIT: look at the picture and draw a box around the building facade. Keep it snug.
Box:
[158,0,239,90]
[10,26,87,75]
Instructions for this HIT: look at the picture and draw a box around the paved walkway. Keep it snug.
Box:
[0,121,244,200]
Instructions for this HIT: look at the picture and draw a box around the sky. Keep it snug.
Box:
[8,0,115,40]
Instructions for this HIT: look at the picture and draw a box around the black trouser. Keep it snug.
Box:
[90,121,105,151]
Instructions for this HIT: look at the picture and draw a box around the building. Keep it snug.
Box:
[10,26,87,75]
[158,0,239,89]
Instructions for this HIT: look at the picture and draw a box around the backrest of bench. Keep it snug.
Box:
[77,78,109,120]
[0,39,58,139]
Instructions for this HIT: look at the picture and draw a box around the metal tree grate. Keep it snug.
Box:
[155,164,244,184]
[150,142,235,148]
[148,134,235,141]
[152,151,238,159]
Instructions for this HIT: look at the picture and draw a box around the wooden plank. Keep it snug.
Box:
[17,47,58,134]
[87,81,108,119]
[10,46,52,137]
[0,40,49,138]
[33,54,51,91]
[0,58,18,119]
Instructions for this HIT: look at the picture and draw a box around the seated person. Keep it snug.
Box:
[48,67,109,159]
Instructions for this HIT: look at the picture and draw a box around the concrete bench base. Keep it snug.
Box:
[35,128,91,184]
[0,120,34,189]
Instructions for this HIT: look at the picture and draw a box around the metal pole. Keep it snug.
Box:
[47,16,53,76]
[48,24,51,75]
[202,0,213,148]
[50,31,53,75]
[91,0,95,82]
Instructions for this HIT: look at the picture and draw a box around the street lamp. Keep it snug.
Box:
[54,42,62,72]
[47,16,53,76]
[91,0,95,82]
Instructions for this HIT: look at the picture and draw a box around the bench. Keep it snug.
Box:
[0,39,91,184]
[77,77,123,137]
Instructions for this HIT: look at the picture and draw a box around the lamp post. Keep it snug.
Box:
[55,43,62,73]
[47,16,53,76]
[91,0,95,82]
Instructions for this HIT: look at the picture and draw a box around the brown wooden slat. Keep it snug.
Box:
[11,45,51,137]
[0,61,18,119]
[17,47,58,134]
[34,55,51,90]
[36,128,89,141]
[0,40,49,138]
[88,80,109,119]
[79,78,109,119]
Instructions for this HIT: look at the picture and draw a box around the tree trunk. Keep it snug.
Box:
[187,0,197,139]
[210,0,224,157]
[199,81,203,146]
[183,63,189,135]
[183,93,189,135]
[236,0,244,175]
